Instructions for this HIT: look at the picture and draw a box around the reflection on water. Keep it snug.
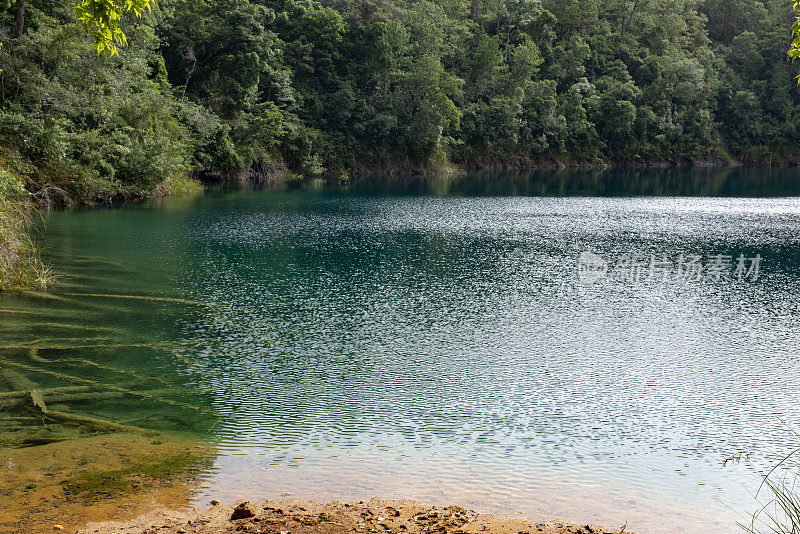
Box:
[3,169,800,533]
[294,167,800,197]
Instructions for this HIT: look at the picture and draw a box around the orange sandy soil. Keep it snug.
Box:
[0,433,211,534]
[76,498,633,534]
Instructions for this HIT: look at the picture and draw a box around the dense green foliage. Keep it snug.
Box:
[2,0,800,199]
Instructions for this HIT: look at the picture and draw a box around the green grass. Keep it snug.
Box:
[0,168,52,292]
[156,174,204,196]
[741,448,800,534]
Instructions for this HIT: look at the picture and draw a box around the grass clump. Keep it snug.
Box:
[0,167,52,292]
[156,174,204,197]
[741,448,800,534]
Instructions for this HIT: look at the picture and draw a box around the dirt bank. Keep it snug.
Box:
[76,497,633,534]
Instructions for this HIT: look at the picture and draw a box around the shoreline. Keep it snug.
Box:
[76,497,634,534]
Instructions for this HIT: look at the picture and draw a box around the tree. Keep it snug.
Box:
[14,0,25,37]
[11,0,151,55]
[74,0,152,55]
[703,0,766,44]
[5,0,800,188]
[791,1,800,70]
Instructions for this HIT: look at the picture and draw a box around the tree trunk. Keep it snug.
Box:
[15,0,27,38]
[620,0,640,43]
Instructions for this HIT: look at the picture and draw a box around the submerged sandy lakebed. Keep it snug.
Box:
[76,498,633,534]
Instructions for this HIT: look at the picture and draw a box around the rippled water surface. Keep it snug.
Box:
[4,169,800,533]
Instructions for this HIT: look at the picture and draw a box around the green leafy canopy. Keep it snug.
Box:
[74,0,152,56]
[791,1,800,80]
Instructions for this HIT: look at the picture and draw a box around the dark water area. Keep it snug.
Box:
[302,167,800,197]
[3,168,800,533]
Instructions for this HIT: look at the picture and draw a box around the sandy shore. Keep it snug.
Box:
[1,434,633,534]
[76,498,633,534]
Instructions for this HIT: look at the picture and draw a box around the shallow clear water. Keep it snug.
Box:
[3,169,800,533]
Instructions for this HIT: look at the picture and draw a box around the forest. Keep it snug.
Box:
[0,0,799,201]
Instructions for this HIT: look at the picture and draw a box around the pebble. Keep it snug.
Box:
[210,499,220,506]
[53,526,64,531]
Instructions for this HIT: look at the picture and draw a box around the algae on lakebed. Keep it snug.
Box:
[61,451,211,503]
[0,432,214,534]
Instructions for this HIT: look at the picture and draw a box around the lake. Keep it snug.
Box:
[3,168,800,533]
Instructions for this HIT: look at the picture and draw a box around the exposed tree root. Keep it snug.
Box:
[69,257,127,268]
[0,308,48,315]
[0,341,177,351]
[12,322,129,335]
[26,347,175,387]
[60,292,211,307]
[27,389,150,434]
[3,390,126,409]
[0,386,90,399]
[18,291,132,312]
[0,308,98,320]
[1,365,37,390]
[2,360,212,413]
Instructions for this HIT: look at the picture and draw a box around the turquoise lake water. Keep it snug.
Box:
[3,169,800,533]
